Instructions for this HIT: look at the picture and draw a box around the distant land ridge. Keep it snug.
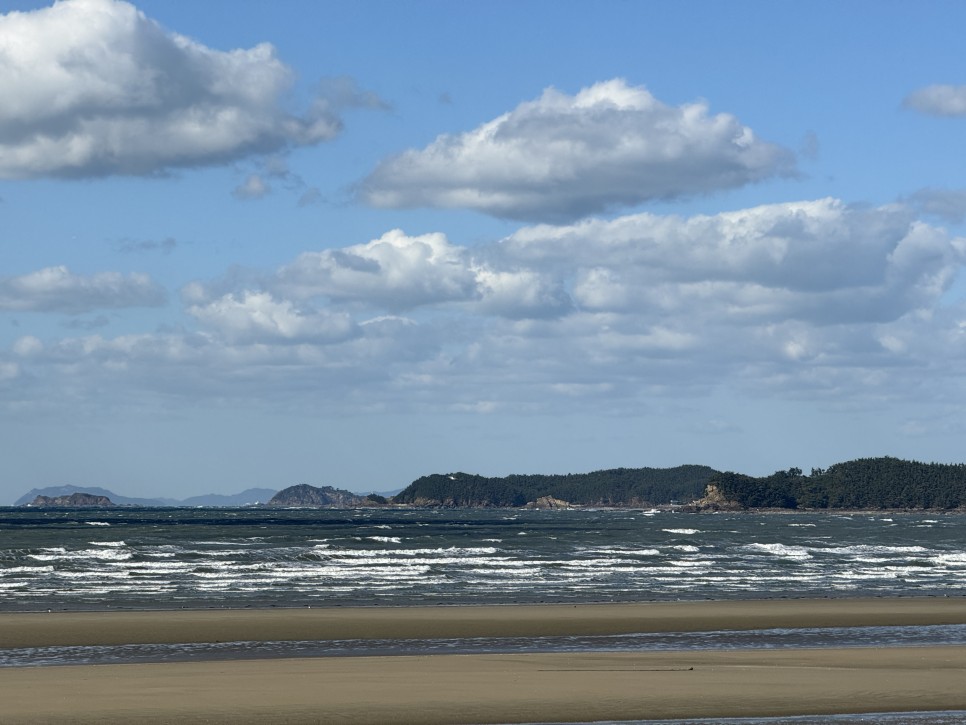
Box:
[13,457,966,510]
[13,485,278,508]
[30,492,115,507]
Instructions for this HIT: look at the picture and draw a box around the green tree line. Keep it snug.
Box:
[392,466,718,507]
[710,457,966,510]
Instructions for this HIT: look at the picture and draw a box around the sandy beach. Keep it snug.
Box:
[2,598,966,723]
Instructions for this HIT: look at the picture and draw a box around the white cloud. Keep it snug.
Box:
[8,199,966,417]
[361,78,795,222]
[276,230,478,309]
[0,265,165,313]
[904,84,966,116]
[274,229,573,319]
[187,291,356,344]
[0,0,375,179]
[506,198,961,325]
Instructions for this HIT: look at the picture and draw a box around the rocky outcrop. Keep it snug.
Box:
[267,484,365,508]
[29,493,115,507]
[525,495,572,510]
[681,484,743,512]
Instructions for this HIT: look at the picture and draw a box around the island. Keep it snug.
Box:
[28,492,115,507]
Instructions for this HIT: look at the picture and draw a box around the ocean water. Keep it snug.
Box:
[3,508,965,722]
[1,508,964,611]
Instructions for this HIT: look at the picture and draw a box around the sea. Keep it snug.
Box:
[2,507,965,724]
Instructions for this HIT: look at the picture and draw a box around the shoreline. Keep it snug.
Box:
[2,598,966,723]
[3,596,966,648]
[2,646,965,723]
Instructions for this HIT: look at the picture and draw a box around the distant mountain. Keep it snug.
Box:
[14,485,174,507]
[178,488,278,507]
[358,487,404,498]
[29,492,115,507]
[267,484,367,508]
[13,485,277,507]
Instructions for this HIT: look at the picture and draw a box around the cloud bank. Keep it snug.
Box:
[0,0,368,178]
[6,200,964,415]
[361,79,795,222]
[0,266,165,313]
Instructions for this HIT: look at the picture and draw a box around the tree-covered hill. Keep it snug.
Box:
[392,465,719,507]
[709,457,966,510]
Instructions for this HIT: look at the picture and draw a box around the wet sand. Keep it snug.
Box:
[2,598,966,723]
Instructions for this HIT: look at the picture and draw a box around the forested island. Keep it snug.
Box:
[707,457,966,511]
[391,458,966,511]
[393,465,721,508]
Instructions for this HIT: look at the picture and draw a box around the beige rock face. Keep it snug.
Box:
[526,495,571,509]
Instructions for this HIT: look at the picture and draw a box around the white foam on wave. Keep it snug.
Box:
[745,543,812,560]
[1,565,54,575]
[579,546,661,558]
[84,521,110,526]
[367,536,402,544]
[819,544,930,556]
[662,528,701,535]
[29,548,133,562]
[90,541,126,547]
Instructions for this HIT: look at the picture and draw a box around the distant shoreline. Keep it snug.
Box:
[9,502,966,513]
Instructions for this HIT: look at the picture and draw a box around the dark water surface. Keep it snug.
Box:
[2,508,964,610]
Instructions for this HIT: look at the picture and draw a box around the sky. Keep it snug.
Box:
[3,0,966,502]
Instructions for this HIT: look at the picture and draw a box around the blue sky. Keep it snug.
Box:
[3,0,966,502]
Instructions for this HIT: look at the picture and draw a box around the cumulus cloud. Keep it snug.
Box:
[0,265,165,313]
[186,291,356,344]
[276,230,478,309]
[0,0,378,179]
[273,229,572,319]
[8,199,966,416]
[506,198,963,325]
[904,84,966,116]
[360,79,795,222]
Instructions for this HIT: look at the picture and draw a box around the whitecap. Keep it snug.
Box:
[662,528,701,535]
[745,543,812,560]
